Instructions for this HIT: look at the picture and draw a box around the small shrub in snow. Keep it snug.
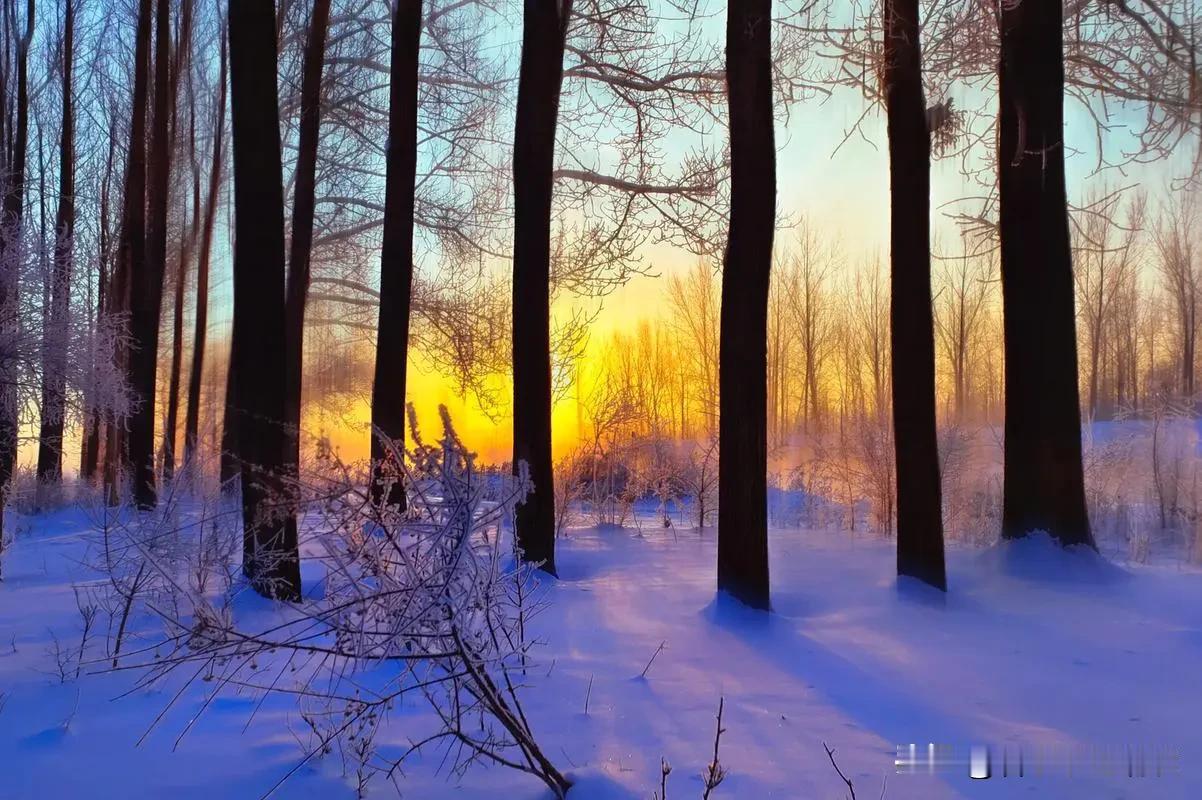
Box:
[105,408,571,797]
[674,436,719,530]
[554,449,588,537]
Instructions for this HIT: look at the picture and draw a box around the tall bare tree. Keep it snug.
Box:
[934,245,992,421]
[369,0,419,510]
[997,0,1094,547]
[81,111,119,484]
[126,0,172,508]
[512,0,573,576]
[183,20,225,468]
[283,0,331,496]
[35,0,72,487]
[781,222,836,431]
[162,115,197,484]
[717,0,774,611]
[1073,190,1144,419]
[883,0,945,589]
[107,0,154,505]
[227,0,300,599]
[162,0,198,484]
[0,0,34,528]
[1153,192,1198,402]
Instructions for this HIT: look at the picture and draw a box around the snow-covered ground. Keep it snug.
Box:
[2,507,1201,799]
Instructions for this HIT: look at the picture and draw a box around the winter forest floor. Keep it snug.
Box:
[1,508,1201,799]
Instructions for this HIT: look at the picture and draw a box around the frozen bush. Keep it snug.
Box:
[106,407,571,797]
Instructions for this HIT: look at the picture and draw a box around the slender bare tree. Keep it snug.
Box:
[81,107,119,484]
[934,245,993,422]
[162,0,198,484]
[1073,189,1145,419]
[184,18,225,469]
[35,0,72,487]
[283,0,331,500]
[369,0,419,510]
[1153,191,1198,402]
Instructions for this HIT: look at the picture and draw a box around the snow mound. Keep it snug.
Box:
[975,530,1129,586]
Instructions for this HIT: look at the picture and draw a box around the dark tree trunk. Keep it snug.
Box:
[162,3,197,484]
[0,0,33,528]
[162,192,194,484]
[884,0,946,589]
[36,0,73,486]
[106,0,152,506]
[512,0,571,576]
[219,363,238,487]
[127,0,172,509]
[998,0,1094,547]
[369,0,418,510]
[716,0,774,611]
[284,0,331,497]
[82,118,117,484]
[185,26,226,469]
[227,0,300,600]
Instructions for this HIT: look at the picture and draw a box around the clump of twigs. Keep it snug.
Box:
[44,587,100,683]
[83,476,224,671]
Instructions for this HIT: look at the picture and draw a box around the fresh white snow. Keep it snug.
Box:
[1,507,1200,799]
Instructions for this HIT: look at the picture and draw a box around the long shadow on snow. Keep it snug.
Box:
[702,585,1140,799]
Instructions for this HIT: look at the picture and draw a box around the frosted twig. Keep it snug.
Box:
[702,696,727,799]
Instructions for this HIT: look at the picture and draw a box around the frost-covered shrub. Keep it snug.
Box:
[678,436,719,529]
[109,407,571,797]
[6,465,39,515]
[804,413,896,535]
[554,448,589,536]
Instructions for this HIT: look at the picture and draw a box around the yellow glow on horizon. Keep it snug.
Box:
[311,262,692,468]
[311,350,588,468]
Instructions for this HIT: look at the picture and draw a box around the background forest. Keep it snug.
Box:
[1,0,1200,559]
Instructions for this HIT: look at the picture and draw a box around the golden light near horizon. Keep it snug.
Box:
[305,290,653,467]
